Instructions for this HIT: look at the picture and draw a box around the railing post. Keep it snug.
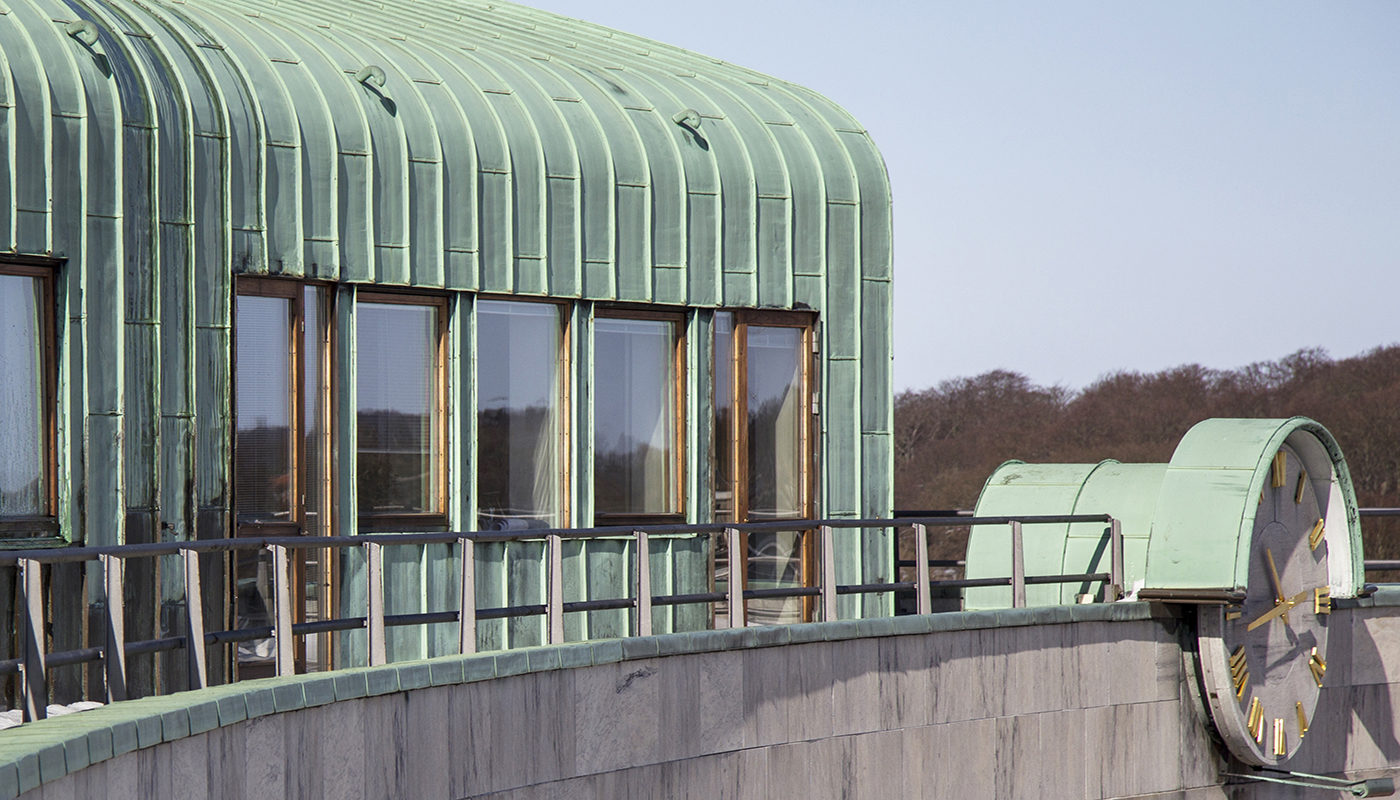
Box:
[182,548,208,690]
[1107,517,1124,601]
[547,533,565,645]
[914,523,932,615]
[820,525,837,622]
[20,558,46,722]
[366,541,386,666]
[634,530,652,637]
[101,554,127,702]
[725,527,745,629]
[458,537,476,655]
[1009,520,1026,609]
[270,544,295,676]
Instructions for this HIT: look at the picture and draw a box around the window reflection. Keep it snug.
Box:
[746,326,804,521]
[356,299,443,515]
[234,294,294,522]
[0,274,46,516]
[476,300,562,530]
[594,317,678,516]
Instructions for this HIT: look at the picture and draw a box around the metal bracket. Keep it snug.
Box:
[1224,769,1394,796]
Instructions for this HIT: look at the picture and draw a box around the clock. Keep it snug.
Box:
[1195,435,1342,765]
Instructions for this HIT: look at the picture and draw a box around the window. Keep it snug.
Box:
[234,279,332,673]
[713,310,814,623]
[355,293,447,522]
[0,263,56,536]
[593,311,684,521]
[475,299,566,531]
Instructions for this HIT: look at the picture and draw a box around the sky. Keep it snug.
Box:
[528,1,1400,394]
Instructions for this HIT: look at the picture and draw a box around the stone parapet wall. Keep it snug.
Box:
[7,598,1400,799]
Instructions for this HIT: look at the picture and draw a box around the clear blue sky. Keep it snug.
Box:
[530,1,1400,393]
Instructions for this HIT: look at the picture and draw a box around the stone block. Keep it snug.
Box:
[168,735,209,800]
[186,701,220,735]
[575,660,661,775]
[403,687,451,800]
[242,714,286,798]
[927,718,996,797]
[318,702,366,800]
[877,634,934,730]
[830,638,881,736]
[134,714,163,748]
[84,727,113,765]
[657,651,742,762]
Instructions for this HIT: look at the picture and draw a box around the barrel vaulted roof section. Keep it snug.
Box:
[11,0,891,306]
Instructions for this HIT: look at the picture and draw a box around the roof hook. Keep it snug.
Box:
[672,108,701,131]
[354,65,387,89]
[64,20,99,47]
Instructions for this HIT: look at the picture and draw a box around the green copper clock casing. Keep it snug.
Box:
[965,417,1361,763]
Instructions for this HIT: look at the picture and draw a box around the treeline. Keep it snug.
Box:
[894,346,1400,562]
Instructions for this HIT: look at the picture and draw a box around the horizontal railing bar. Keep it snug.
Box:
[1360,508,1400,517]
[206,627,274,645]
[44,647,104,669]
[1365,561,1400,571]
[0,515,1120,566]
[896,560,965,568]
[126,636,185,657]
[292,618,367,636]
[477,604,547,621]
[743,586,822,600]
[1024,572,1110,586]
[836,582,916,595]
[384,611,459,628]
[562,598,635,613]
[0,658,19,676]
[652,591,727,607]
[932,577,1011,589]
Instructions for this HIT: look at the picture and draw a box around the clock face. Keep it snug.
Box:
[1198,440,1333,765]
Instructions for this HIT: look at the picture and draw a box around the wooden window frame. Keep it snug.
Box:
[0,259,59,540]
[713,309,818,618]
[592,306,688,527]
[354,290,450,531]
[474,295,572,530]
[232,277,324,538]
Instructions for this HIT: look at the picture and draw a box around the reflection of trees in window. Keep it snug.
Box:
[475,300,562,530]
[593,315,679,518]
[476,404,553,529]
[356,409,434,513]
[355,298,444,518]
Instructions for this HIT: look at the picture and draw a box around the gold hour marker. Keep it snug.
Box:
[1230,646,1250,697]
[1226,606,1242,621]
[1309,648,1327,687]
[1294,469,1308,504]
[1309,518,1326,550]
[1259,489,1265,506]
[1296,701,1309,739]
[1248,697,1266,743]
[1315,586,1332,615]
[1272,452,1287,488]
[1273,718,1286,756]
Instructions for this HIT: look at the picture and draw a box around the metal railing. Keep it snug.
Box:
[1362,508,1400,572]
[0,513,1123,722]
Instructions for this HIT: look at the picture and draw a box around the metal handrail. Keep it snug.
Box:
[7,513,1123,722]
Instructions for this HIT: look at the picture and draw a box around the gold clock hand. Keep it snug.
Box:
[1246,587,1314,632]
[1264,549,1290,625]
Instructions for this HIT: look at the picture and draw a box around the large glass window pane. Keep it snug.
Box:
[746,326,805,520]
[234,294,294,522]
[356,300,442,515]
[476,300,562,530]
[594,317,678,516]
[0,274,46,516]
[713,312,735,523]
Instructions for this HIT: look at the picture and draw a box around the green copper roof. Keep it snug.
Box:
[3,0,890,302]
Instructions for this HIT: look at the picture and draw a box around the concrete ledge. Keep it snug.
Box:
[0,601,1160,798]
